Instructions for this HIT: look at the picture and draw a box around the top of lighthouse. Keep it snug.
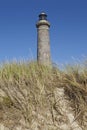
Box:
[39,12,47,21]
[36,12,50,28]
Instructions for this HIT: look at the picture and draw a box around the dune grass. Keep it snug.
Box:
[0,61,87,129]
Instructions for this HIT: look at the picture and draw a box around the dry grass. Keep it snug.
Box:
[0,61,87,129]
[64,61,87,128]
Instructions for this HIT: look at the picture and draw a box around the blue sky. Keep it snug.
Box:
[0,0,87,64]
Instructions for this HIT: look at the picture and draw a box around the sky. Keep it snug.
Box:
[0,0,87,65]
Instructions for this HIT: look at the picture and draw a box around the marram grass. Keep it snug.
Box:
[0,61,87,129]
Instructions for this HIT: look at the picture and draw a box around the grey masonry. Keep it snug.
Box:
[36,12,51,65]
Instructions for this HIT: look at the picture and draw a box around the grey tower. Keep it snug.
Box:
[36,12,51,65]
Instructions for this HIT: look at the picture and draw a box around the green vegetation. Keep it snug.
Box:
[0,61,87,129]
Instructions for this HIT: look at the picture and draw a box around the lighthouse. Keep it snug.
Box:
[36,12,51,65]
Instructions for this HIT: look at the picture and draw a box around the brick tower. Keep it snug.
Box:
[36,12,51,65]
